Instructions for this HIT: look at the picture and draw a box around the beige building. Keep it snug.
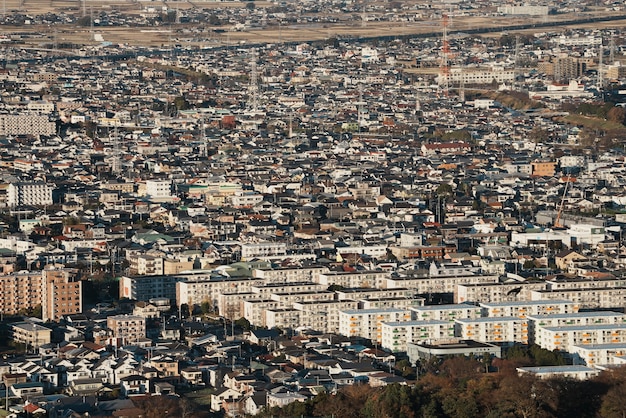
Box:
[11,322,51,348]
[107,314,146,346]
[534,324,626,352]
[42,266,82,321]
[339,308,412,343]
[381,320,455,352]
[0,271,44,316]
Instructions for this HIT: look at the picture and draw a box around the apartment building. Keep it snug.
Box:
[41,267,82,322]
[359,297,425,310]
[264,308,301,330]
[243,299,285,327]
[381,320,455,352]
[250,282,327,297]
[570,343,626,367]
[335,287,414,301]
[11,322,52,348]
[7,182,53,207]
[293,300,359,334]
[252,266,330,283]
[411,304,482,322]
[240,242,287,261]
[535,324,626,352]
[316,270,391,288]
[269,291,336,305]
[455,281,547,304]
[454,317,529,344]
[530,287,626,310]
[385,273,499,294]
[119,275,181,302]
[338,308,412,343]
[216,292,264,319]
[0,271,43,316]
[107,314,146,346]
[145,179,172,201]
[177,276,256,309]
[480,300,578,319]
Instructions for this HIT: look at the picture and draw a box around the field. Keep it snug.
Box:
[0,1,624,47]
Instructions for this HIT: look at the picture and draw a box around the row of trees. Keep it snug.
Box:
[256,354,626,418]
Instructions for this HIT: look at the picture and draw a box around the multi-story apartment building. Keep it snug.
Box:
[41,266,82,322]
[381,320,455,352]
[455,281,547,304]
[385,273,499,294]
[454,317,529,344]
[535,324,626,352]
[293,300,359,334]
[264,308,301,330]
[411,304,483,322]
[11,322,52,348]
[0,115,55,136]
[7,182,53,207]
[243,299,284,327]
[119,275,181,302]
[0,271,43,316]
[177,276,257,310]
[250,282,327,297]
[107,314,146,346]
[217,292,264,319]
[252,266,329,283]
[240,242,287,261]
[339,308,412,343]
[316,270,391,288]
[480,300,578,318]
[360,297,425,310]
[527,311,626,344]
[530,287,626,310]
[570,343,626,367]
[145,179,172,201]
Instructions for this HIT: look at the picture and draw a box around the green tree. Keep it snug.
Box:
[600,382,626,418]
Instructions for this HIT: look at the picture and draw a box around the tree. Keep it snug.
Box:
[600,382,626,418]
[234,317,251,331]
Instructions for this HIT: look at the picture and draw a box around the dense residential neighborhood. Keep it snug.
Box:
[2,0,626,416]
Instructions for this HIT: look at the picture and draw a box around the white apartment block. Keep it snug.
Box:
[316,270,391,288]
[243,299,285,327]
[136,255,164,276]
[216,292,264,318]
[381,320,455,352]
[411,304,483,322]
[530,287,626,310]
[177,277,256,309]
[455,317,529,344]
[571,343,626,367]
[265,308,301,330]
[338,308,412,343]
[480,300,578,318]
[534,324,626,352]
[252,266,330,283]
[7,182,53,207]
[337,244,388,259]
[438,67,515,86]
[335,287,414,301]
[527,312,626,344]
[251,282,327,297]
[545,277,626,291]
[455,281,547,304]
[145,179,172,200]
[269,290,336,304]
[229,192,264,207]
[0,115,56,136]
[240,242,287,261]
[385,273,499,294]
[293,300,359,334]
[359,297,425,310]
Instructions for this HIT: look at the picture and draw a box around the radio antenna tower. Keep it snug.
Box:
[247,49,259,111]
[440,14,451,96]
[598,39,604,90]
[514,35,521,91]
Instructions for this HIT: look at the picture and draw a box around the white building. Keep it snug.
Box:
[7,182,53,207]
[339,308,412,343]
[454,317,529,344]
[534,324,626,352]
[240,242,287,261]
[145,179,173,201]
[381,320,455,352]
[517,365,600,380]
[480,299,578,318]
[571,343,626,367]
[411,304,482,322]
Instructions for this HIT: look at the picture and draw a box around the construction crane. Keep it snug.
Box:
[554,175,571,229]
